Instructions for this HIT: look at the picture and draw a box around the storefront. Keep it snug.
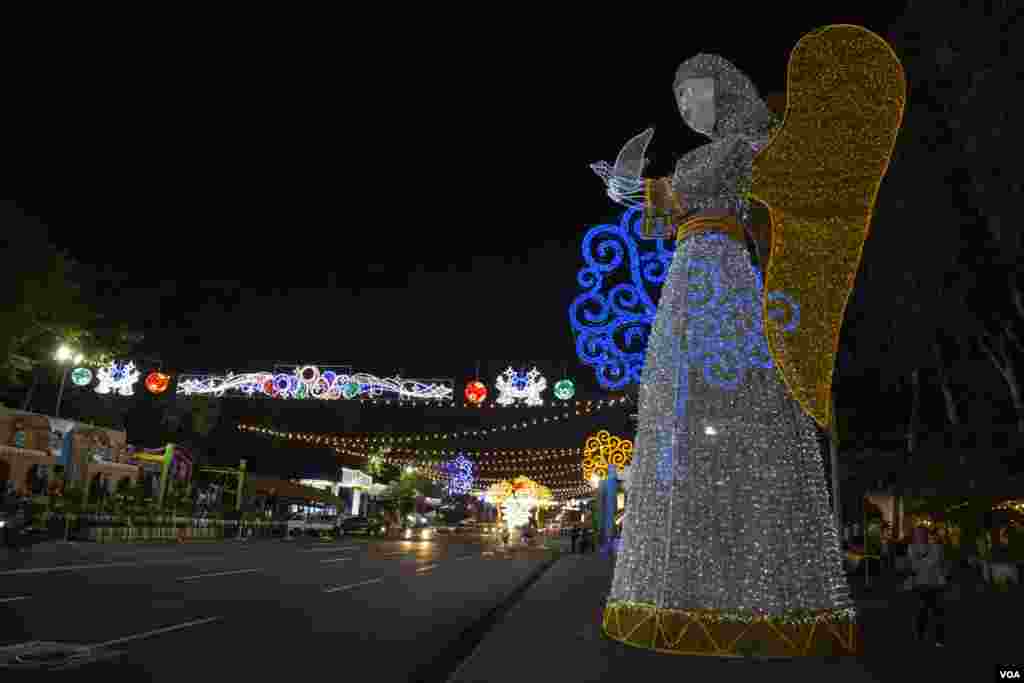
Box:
[0,408,138,498]
[341,468,372,516]
[249,476,344,519]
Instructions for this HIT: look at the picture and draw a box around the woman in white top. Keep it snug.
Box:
[906,526,947,647]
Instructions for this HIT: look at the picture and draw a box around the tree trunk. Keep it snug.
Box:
[933,341,961,427]
[1012,275,1024,321]
[895,369,921,540]
[979,331,1024,433]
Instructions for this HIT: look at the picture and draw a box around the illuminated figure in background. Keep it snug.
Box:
[591,26,905,656]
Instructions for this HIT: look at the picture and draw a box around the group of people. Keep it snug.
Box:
[1,496,31,554]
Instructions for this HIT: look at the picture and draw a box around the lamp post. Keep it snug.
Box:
[54,345,83,419]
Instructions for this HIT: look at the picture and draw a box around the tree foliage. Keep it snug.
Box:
[834,5,1024,433]
[0,202,144,389]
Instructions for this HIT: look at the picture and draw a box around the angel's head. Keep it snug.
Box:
[674,53,775,140]
[676,77,716,136]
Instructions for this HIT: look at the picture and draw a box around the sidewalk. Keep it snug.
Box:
[449,548,1021,683]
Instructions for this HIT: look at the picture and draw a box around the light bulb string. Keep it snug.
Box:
[236,395,633,444]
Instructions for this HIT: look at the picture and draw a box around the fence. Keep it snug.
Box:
[24,512,289,543]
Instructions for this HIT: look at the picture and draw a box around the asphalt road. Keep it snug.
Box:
[0,534,556,681]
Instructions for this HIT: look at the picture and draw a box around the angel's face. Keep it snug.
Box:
[677,77,716,136]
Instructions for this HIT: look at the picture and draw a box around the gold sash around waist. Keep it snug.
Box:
[677,215,747,244]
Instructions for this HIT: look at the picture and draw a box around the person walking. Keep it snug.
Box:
[4,503,28,554]
[905,525,947,647]
[570,525,580,553]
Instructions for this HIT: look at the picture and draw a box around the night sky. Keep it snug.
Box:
[23,5,991,484]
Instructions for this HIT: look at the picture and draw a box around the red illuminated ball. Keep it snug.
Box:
[464,381,487,405]
[145,372,170,394]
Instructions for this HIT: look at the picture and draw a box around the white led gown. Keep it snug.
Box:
[608,54,852,620]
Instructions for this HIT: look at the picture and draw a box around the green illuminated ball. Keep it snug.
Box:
[71,367,93,386]
[554,379,575,400]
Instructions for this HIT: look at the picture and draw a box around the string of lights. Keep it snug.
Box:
[275,393,627,410]
[396,462,587,493]
[333,447,584,468]
[469,480,594,500]
[235,395,632,444]
[337,446,594,502]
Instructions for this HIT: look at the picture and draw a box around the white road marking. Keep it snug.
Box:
[324,578,383,593]
[112,549,182,556]
[0,557,223,576]
[93,616,222,648]
[177,568,261,581]
[0,595,31,603]
[457,555,476,561]
[320,557,351,564]
[415,564,438,573]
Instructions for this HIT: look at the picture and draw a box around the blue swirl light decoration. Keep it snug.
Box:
[569,207,676,389]
[442,455,474,497]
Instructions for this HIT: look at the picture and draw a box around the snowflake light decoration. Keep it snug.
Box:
[442,455,474,496]
[495,367,547,407]
[94,361,140,396]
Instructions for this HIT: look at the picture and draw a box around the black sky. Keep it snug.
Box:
[24,6,995,476]
[25,8,908,377]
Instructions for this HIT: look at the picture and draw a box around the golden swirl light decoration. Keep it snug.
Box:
[582,430,634,482]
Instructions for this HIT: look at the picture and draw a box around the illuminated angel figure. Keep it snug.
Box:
[592,26,905,656]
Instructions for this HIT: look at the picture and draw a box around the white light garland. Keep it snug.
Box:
[177,366,453,401]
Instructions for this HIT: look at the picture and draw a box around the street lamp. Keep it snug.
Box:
[54,345,83,419]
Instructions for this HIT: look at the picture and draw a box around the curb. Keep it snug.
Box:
[423,549,563,683]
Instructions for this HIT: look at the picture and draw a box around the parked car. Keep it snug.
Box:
[402,523,433,540]
[339,516,387,536]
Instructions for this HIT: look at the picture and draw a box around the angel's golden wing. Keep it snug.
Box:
[750,24,906,430]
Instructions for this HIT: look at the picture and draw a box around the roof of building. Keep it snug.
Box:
[247,475,343,504]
